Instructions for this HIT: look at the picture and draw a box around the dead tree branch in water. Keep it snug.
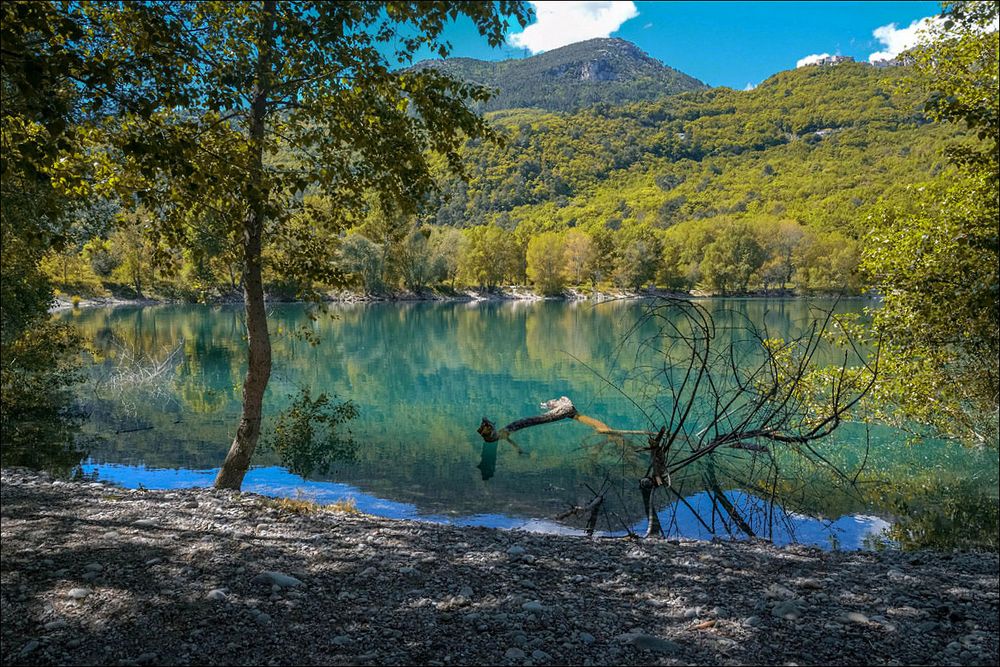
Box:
[475,297,880,539]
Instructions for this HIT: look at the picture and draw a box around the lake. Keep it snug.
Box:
[55,298,999,550]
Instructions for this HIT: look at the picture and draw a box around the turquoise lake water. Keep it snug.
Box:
[55,298,999,550]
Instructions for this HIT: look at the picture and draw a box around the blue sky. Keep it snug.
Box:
[412,1,943,89]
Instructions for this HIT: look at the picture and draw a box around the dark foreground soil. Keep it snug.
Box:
[2,469,996,666]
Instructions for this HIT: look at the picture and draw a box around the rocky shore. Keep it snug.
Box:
[48,286,813,312]
[2,468,996,666]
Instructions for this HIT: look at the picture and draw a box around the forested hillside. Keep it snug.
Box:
[42,51,959,298]
[432,62,950,231]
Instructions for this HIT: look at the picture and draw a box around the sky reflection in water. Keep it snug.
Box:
[84,462,892,550]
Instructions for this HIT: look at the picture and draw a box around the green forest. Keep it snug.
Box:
[35,59,971,301]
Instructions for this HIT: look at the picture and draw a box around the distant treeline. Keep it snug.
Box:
[44,62,952,300]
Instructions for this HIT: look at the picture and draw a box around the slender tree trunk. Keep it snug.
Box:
[215,0,275,490]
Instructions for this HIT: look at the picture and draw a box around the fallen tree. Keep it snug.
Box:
[476,298,880,539]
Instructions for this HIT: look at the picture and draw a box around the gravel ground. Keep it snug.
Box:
[2,468,997,666]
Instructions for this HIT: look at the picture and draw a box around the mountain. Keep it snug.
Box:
[413,38,707,113]
[427,61,954,234]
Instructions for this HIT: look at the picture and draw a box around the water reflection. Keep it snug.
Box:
[83,462,893,549]
[56,299,999,550]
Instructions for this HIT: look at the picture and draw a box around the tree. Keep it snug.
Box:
[397,227,436,291]
[562,229,593,286]
[427,227,466,288]
[477,298,879,539]
[860,1,999,445]
[525,231,567,295]
[793,229,859,292]
[457,224,522,289]
[614,227,662,290]
[110,208,155,297]
[585,226,617,288]
[700,222,765,293]
[49,1,530,489]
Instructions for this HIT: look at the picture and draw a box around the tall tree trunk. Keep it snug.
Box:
[215,0,275,490]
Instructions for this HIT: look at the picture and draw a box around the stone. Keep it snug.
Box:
[764,583,795,600]
[67,588,91,600]
[844,612,869,624]
[531,649,552,662]
[504,648,526,660]
[332,635,351,645]
[522,600,544,613]
[772,601,802,621]
[624,634,681,654]
[206,589,228,601]
[84,563,103,572]
[744,616,762,627]
[579,632,595,644]
[44,620,69,631]
[507,546,526,556]
[251,571,303,588]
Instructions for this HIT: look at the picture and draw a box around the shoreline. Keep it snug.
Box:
[2,468,996,666]
[49,287,869,313]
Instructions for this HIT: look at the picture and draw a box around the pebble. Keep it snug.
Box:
[67,587,91,600]
[251,571,303,588]
[772,601,802,621]
[206,589,228,601]
[625,634,681,654]
[2,469,998,667]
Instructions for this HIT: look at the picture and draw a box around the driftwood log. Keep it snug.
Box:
[478,396,658,444]
[478,396,577,443]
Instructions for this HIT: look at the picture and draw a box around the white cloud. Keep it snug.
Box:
[796,53,831,68]
[868,16,941,63]
[743,82,757,91]
[643,22,653,30]
[508,1,640,54]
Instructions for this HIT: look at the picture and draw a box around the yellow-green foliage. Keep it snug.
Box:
[261,494,360,515]
[525,231,567,295]
[33,58,964,299]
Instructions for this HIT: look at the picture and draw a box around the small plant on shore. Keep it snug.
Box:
[328,497,360,514]
[262,494,360,515]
